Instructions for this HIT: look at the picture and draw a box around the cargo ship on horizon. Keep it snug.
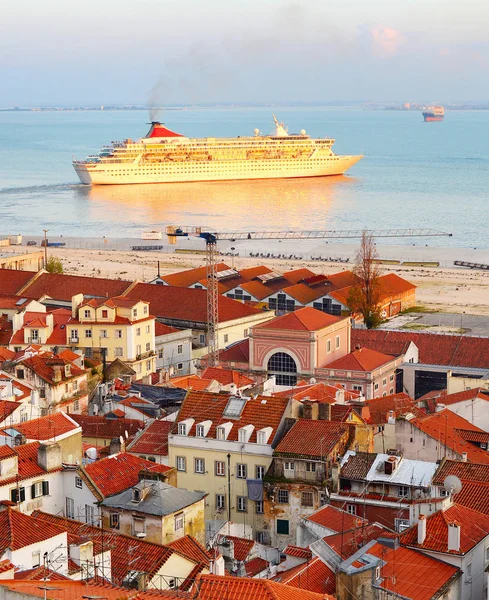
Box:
[73,115,363,185]
[422,106,444,122]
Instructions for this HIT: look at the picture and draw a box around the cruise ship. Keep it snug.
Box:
[73,115,363,185]
[422,106,444,122]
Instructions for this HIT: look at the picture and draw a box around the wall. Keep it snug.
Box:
[395,419,461,462]
[156,329,194,375]
[61,469,101,525]
[1,470,65,516]
[5,532,68,575]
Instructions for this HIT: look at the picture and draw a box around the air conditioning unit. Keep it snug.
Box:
[136,532,146,538]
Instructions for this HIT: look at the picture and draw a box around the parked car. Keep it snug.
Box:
[27,241,37,246]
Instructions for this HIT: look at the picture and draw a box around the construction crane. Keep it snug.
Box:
[166,226,452,367]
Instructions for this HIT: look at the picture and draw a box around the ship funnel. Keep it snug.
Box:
[144,122,183,139]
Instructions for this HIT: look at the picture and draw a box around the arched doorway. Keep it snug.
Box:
[267,352,298,386]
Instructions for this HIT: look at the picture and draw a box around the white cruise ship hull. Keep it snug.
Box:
[74,155,363,185]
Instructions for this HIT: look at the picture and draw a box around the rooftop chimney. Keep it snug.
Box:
[387,410,396,425]
[38,442,62,471]
[461,452,468,462]
[384,456,398,474]
[447,522,461,552]
[335,388,345,405]
[52,365,62,384]
[417,514,427,544]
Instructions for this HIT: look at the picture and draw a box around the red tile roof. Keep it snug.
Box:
[280,283,331,305]
[71,414,144,440]
[169,375,215,391]
[0,442,61,485]
[306,505,367,533]
[128,419,172,457]
[162,263,230,287]
[367,541,459,600]
[283,546,312,560]
[0,507,65,553]
[166,535,213,565]
[431,459,489,516]
[245,556,268,577]
[12,412,80,442]
[0,400,22,422]
[273,382,360,404]
[274,419,350,459]
[0,318,13,346]
[326,271,359,290]
[436,387,489,407]
[155,322,180,336]
[196,574,332,600]
[412,409,489,463]
[255,307,345,332]
[218,339,250,363]
[401,503,489,554]
[218,535,254,561]
[364,393,423,424]
[0,271,36,295]
[274,556,336,596]
[323,347,395,371]
[125,283,264,324]
[19,273,131,302]
[83,452,172,498]
[20,355,86,385]
[14,566,70,580]
[351,329,489,369]
[175,391,289,444]
[201,367,254,388]
[378,272,416,295]
[0,347,15,362]
[322,523,388,559]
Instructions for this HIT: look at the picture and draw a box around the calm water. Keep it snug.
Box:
[0,107,488,247]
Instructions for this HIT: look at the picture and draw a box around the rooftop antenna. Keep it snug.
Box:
[443,475,462,496]
[157,260,161,278]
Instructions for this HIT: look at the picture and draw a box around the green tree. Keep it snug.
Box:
[347,231,382,329]
[45,256,64,274]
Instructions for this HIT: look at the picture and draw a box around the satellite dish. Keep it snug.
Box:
[125,430,129,439]
[443,475,462,495]
[119,435,124,445]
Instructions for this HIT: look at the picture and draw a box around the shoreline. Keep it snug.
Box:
[4,235,489,317]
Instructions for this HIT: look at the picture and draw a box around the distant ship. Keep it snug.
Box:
[73,115,363,185]
[422,106,444,122]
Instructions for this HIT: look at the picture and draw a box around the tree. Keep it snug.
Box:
[347,231,383,328]
[45,256,64,274]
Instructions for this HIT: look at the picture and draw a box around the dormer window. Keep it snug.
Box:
[84,310,90,318]
[178,423,187,436]
[238,424,254,443]
[102,310,108,319]
[132,488,141,503]
[143,306,148,315]
[217,427,225,440]
[196,425,205,437]
[257,431,266,444]
[133,309,138,319]
[64,364,71,377]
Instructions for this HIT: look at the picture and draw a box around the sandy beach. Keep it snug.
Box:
[29,240,489,317]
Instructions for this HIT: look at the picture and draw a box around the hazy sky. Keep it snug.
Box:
[2,0,489,105]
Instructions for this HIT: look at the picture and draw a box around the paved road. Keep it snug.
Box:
[381,312,489,337]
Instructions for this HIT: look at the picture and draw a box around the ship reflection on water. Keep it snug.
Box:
[77,175,358,232]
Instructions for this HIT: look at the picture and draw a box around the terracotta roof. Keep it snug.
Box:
[57,349,81,363]
[162,263,230,287]
[196,574,332,600]
[20,355,86,385]
[274,419,350,459]
[245,557,269,577]
[32,510,193,586]
[14,565,70,580]
[364,393,423,424]
[218,534,254,561]
[174,391,289,444]
[0,445,17,459]
[239,280,276,301]
[0,400,22,422]
[71,414,144,439]
[155,322,180,336]
[255,307,345,332]
[201,367,254,388]
[166,535,213,565]
[412,409,489,463]
[83,452,172,498]
[0,507,65,553]
[378,272,416,295]
[280,283,331,305]
[431,459,489,516]
[12,412,80,441]
[128,419,172,456]
[323,347,395,371]
[340,451,377,479]
[366,541,459,600]
[218,338,250,363]
[273,382,361,404]
[401,503,489,554]
[322,523,389,559]
[0,442,61,485]
[351,329,489,369]
[274,556,335,596]
[0,294,34,310]
[436,387,489,407]
[0,318,13,347]
[169,375,215,391]
[306,504,367,532]
[19,272,131,302]
[125,283,264,324]
[325,271,358,290]
[283,546,312,560]
[0,347,15,362]
[0,270,36,295]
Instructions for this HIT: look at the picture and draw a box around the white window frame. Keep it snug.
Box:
[194,458,205,474]
[236,463,247,479]
[176,456,186,472]
[174,512,184,531]
[215,461,225,476]
[277,489,289,504]
[237,496,247,512]
[75,476,83,489]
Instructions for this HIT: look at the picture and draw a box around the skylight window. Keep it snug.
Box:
[223,396,247,418]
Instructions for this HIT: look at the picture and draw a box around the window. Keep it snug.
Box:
[375,566,381,581]
[257,431,267,445]
[115,347,123,357]
[32,550,41,568]
[11,487,25,503]
[382,378,387,386]
[136,328,141,337]
[276,519,289,535]
[306,462,316,472]
[85,329,92,338]
[267,352,298,386]
[158,349,164,359]
[335,335,340,349]
[256,465,265,479]
[102,309,108,318]
[238,429,249,443]
[17,369,24,379]
[237,464,247,479]
[237,496,247,512]
[145,325,150,334]
[115,330,123,338]
[177,363,183,370]
[215,461,225,476]
[85,504,95,525]
[327,340,331,353]
[110,513,120,529]
[395,518,410,532]
[486,546,489,562]
[466,562,472,582]
[196,425,205,437]
[178,423,187,436]
[136,344,141,356]
[374,383,379,390]
[302,491,314,507]
[73,381,78,391]
[195,458,205,474]
[174,512,184,531]
[353,384,363,391]
[390,374,394,381]
[398,486,409,498]
[145,342,151,352]
[255,500,264,514]
[66,497,75,519]
[284,461,295,471]
[224,334,229,343]
[144,305,148,315]
[31,481,49,499]
[199,334,205,344]
[346,504,356,515]
[133,309,138,319]
[216,427,226,440]
[177,344,183,355]
[176,456,186,472]
[133,517,145,535]
[100,330,108,338]
[84,309,91,318]
[277,489,289,504]
[216,494,225,511]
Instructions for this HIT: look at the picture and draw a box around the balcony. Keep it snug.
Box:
[69,337,79,345]
[27,337,43,344]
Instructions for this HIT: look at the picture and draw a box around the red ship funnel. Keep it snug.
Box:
[144,122,184,138]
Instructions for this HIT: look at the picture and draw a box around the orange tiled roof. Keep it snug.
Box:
[162,263,230,287]
[255,307,345,332]
[12,412,80,441]
[71,414,144,439]
[401,503,489,554]
[218,338,250,363]
[306,504,367,533]
[245,557,269,577]
[14,565,70,580]
[20,355,86,385]
[0,442,62,486]
[201,366,254,388]
[367,541,459,600]
[218,534,254,561]
[0,348,15,362]
[166,535,213,565]
[0,271,36,296]
[274,419,350,459]
[274,556,335,596]
[19,272,132,301]
[196,574,333,600]
[431,459,489,516]
[174,391,289,443]
[273,382,361,404]
[128,419,172,456]
[436,387,489,407]
[364,392,423,424]
[84,452,172,498]
[322,523,388,559]
[155,322,180,336]
[0,507,65,553]
[169,375,214,391]
[279,283,331,305]
[322,347,395,371]
[283,545,312,560]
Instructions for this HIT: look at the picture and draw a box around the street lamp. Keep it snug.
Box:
[42,229,48,268]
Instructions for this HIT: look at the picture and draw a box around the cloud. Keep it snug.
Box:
[370,26,406,57]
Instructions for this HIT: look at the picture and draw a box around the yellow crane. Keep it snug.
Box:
[166,226,452,367]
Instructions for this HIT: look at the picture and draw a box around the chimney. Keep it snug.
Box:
[387,410,396,425]
[52,365,62,383]
[417,514,427,544]
[70,540,94,566]
[461,452,468,462]
[331,462,340,493]
[318,402,331,421]
[436,403,446,413]
[64,364,71,377]
[38,442,62,471]
[447,522,461,552]
[384,456,397,474]
[335,388,345,405]
[109,437,123,455]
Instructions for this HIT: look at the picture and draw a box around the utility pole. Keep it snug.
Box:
[43,229,48,268]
